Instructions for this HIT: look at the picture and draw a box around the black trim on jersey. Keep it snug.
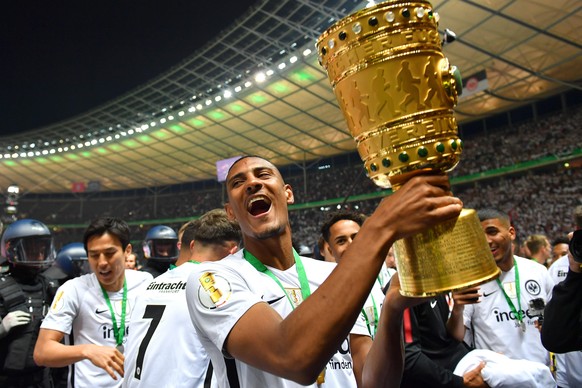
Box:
[225,357,240,388]
[204,361,213,388]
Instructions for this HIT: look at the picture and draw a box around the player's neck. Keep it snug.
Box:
[101,274,125,292]
[244,236,295,270]
[498,254,515,272]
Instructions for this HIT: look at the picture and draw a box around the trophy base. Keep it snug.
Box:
[393,208,500,297]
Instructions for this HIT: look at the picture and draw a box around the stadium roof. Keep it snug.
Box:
[1,0,581,194]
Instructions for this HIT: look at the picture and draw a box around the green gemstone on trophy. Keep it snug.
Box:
[382,158,391,167]
[451,140,458,150]
[436,143,445,153]
[398,152,409,163]
[402,8,410,18]
[370,163,378,172]
[418,147,428,157]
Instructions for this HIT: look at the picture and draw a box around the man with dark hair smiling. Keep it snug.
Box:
[34,217,153,387]
[186,155,464,387]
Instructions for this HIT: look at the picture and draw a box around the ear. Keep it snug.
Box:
[284,184,294,205]
[125,243,132,257]
[227,243,238,255]
[189,240,196,251]
[508,226,516,241]
[225,203,237,221]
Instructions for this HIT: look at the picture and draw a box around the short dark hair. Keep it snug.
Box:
[477,208,510,227]
[552,236,570,246]
[320,210,367,243]
[83,217,130,252]
[189,209,241,248]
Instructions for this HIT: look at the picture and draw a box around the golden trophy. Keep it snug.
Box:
[317,0,500,296]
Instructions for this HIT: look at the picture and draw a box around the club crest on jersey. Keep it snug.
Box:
[524,280,541,296]
[198,271,232,309]
[51,290,65,312]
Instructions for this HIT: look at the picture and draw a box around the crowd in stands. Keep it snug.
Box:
[13,105,582,253]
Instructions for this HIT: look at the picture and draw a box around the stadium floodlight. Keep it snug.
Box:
[7,184,19,194]
[254,72,266,83]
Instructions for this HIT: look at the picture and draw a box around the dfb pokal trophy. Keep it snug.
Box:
[317,0,500,296]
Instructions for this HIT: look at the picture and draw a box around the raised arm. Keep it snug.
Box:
[225,174,463,384]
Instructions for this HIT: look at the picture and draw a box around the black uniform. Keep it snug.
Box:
[541,269,582,353]
[0,267,58,388]
[401,294,470,388]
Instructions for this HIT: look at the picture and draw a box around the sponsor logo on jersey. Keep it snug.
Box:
[197,272,232,309]
[483,290,497,297]
[524,280,541,296]
[556,270,567,279]
[492,302,547,323]
[95,308,109,314]
[327,337,353,370]
[146,280,187,293]
[100,324,130,340]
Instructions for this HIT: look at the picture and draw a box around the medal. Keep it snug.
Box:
[116,344,124,353]
[519,320,526,333]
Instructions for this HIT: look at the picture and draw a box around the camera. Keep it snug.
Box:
[528,298,545,324]
[570,230,582,263]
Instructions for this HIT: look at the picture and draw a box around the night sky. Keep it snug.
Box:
[0,0,257,136]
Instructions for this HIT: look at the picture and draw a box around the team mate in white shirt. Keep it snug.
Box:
[449,209,554,366]
[319,211,385,339]
[186,156,464,388]
[123,209,241,388]
[34,217,153,387]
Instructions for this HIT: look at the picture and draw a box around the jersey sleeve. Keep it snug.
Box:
[41,279,80,334]
[186,263,263,355]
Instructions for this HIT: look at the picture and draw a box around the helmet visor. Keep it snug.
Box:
[10,236,55,267]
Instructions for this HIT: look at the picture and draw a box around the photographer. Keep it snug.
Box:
[541,209,582,353]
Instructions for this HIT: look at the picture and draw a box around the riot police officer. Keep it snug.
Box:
[0,219,58,387]
[141,225,178,278]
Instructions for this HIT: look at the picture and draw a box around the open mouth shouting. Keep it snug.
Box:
[247,196,271,217]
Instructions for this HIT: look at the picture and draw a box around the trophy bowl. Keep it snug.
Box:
[317,0,499,296]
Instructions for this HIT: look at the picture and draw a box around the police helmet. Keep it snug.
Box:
[1,219,56,269]
[142,225,178,262]
[56,242,90,278]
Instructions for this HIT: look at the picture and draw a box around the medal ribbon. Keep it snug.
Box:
[243,248,311,308]
[495,258,523,326]
[362,293,379,337]
[99,279,127,347]
[243,249,324,383]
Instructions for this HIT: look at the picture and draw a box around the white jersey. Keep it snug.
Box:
[42,270,153,388]
[186,250,370,388]
[123,262,211,388]
[548,255,582,388]
[463,256,554,365]
[377,264,396,290]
